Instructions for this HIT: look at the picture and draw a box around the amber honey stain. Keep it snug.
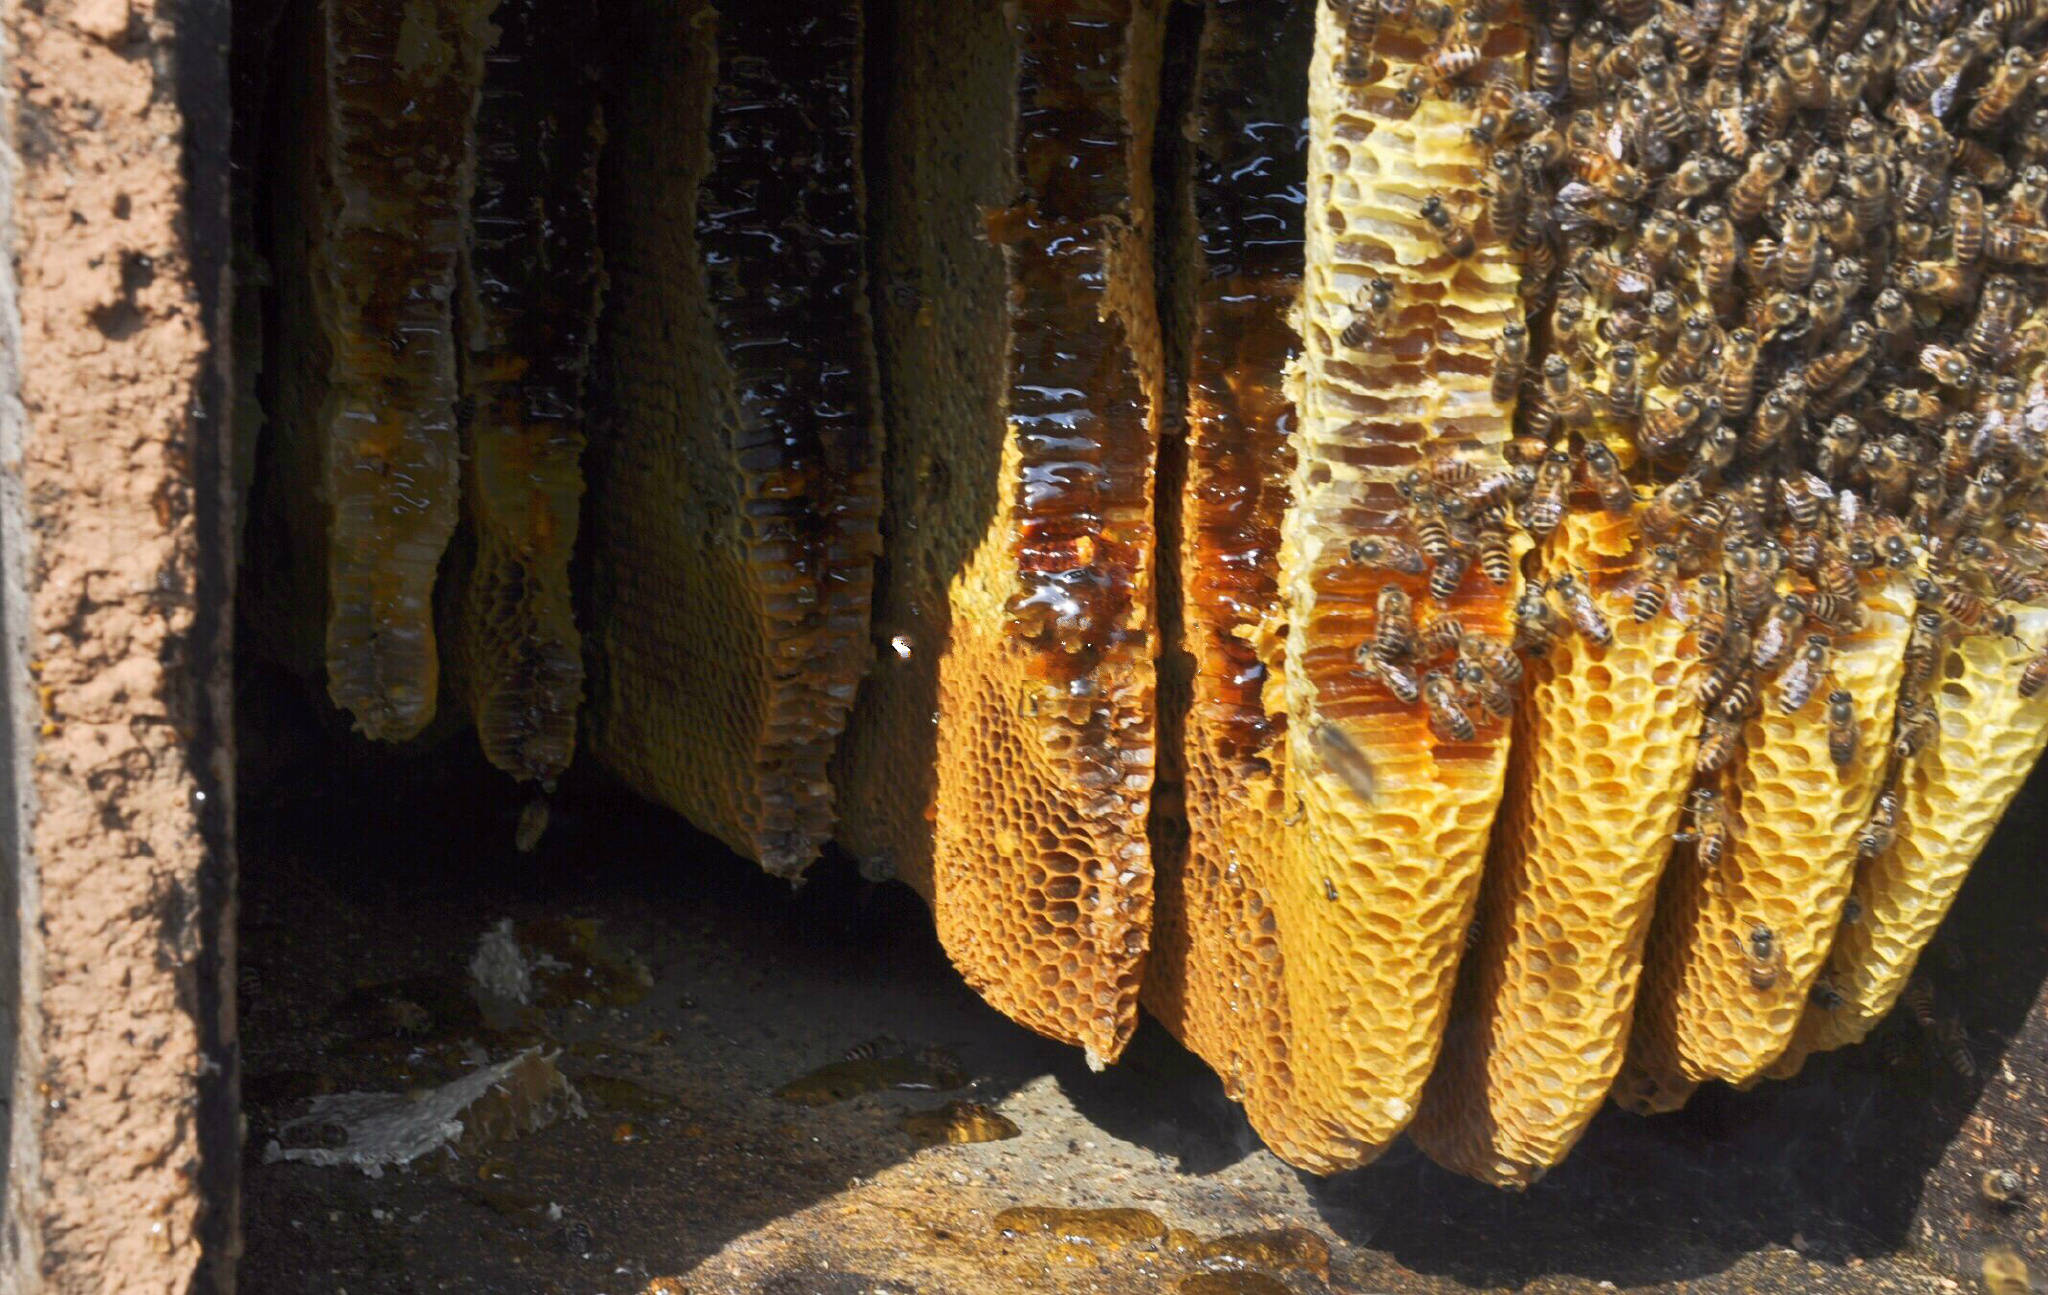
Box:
[518,917,653,1009]
[898,1100,1021,1145]
[1197,1227,1332,1281]
[993,1205,1169,1248]
[775,1049,970,1106]
[575,1073,674,1115]
[1175,1272,1293,1295]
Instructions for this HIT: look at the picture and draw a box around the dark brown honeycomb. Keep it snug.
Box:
[446,0,604,786]
[269,0,496,741]
[837,0,1166,1062]
[1141,0,1317,1165]
[584,0,881,876]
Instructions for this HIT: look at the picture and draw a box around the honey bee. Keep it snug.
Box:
[1419,195,1477,257]
[1370,584,1416,662]
[1552,569,1613,646]
[2001,163,2048,227]
[1531,29,1568,99]
[1430,546,1474,601]
[1826,688,1859,766]
[1883,386,1947,426]
[1901,259,1972,306]
[2019,641,2048,698]
[1455,656,1515,719]
[1950,183,1988,266]
[1513,582,1564,655]
[1751,595,1808,678]
[1845,153,1890,235]
[1918,343,1977,389]
[1961,537,2048,602]
[1417,614,1468,660]
[1730,144,1791,224]
[1894,693,1942,759]
[1568,20,1610,100]
[1804,322,1876,393]
[1519,447,1572,538]
[1980,1168,2028,1209]
[1640,475,1702,544]
[1485,151,1526,239]
[1697,207,1741,298]
[1696,711,1745,773]
[1777,634,1833,713]
[1917,576,2015,635]
[1966,277,2020,364]
[1424,9,1484,89]
[1632,545,1678,622]
[1475,521,1513,587]
[1339,277,1396,349]
[1491,321,1528,404]
[1349,536,1429,575]
[1987,220,2048,265]
[1360,650,1423,703]
[1462,632,1524,685]
[1578,439,1630,516]
[1712,5,1753,79]
[1402,486,1453,565]
[1642,391,1704,458]
[1968,45,2033,130]
[1857,788,1901,859]
[1422,669,1478,742]
[1658,312,1718,389]
[1815,414,1864,477]
[1341,0,1380,83]
[1676,786,1737,870]
[1870,286,1915,353]
[1312,721,1379,805]
[1740,924,1785,991]
[1805,279,1850,343]
[1725,543,1780,622]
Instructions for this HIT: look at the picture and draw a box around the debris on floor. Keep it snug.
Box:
[265,1048,583,1176]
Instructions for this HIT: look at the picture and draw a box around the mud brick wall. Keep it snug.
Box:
[0,0,235,1290]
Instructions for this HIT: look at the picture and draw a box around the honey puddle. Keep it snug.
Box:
[994,1206,1170,1248]
[899,1100,1020,1145]
[775,1046,970,1105]
[1176,1272,1293,1295]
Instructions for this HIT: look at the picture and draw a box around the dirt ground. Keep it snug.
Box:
[234,675,2048,1295]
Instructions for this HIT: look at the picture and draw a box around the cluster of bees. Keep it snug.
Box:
[1335,0,2048,864]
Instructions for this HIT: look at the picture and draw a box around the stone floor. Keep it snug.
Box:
[235,722,2048,1295]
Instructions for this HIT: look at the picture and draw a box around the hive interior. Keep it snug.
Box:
[231,0,2048,1203]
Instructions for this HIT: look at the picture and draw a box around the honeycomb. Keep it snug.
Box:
[583,0,882,876]
[1775,602,2048,1071]
[1140,0,1317,1166]
[836,0,1165,1061]
[1410,512,1701,1187]
[271,0,496,740]
[1268,0,1526,1167]
[444,0,604,786]
[1620,577,1911,1104]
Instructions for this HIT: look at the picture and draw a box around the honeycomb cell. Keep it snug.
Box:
[1623,576,1911,1098]
[1774,603,2048,1073]
[584,0,882,875]
[1140,0,1316,1166]
[1411,512,1701,1187]
[445,0,604,785]
[835,0,1165,1061]
[1270,0,1525,1168]
[270,0,497,740]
